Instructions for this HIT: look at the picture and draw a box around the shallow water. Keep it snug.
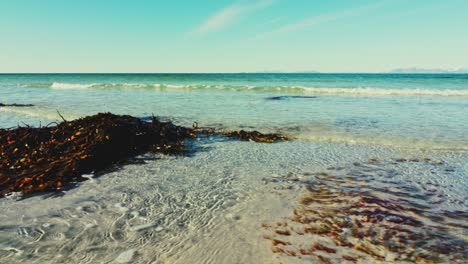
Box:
[1,74,468,149]
[0,74,467,263]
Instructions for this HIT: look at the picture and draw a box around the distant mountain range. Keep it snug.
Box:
[246,68,468,74]
[390,68,468,74]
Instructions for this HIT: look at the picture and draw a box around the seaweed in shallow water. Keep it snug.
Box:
[223,130,289,143]
[262,158,467,263]
[0,113,290,196]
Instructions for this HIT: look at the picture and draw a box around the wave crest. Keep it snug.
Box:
[50,82,95,90]
[20,82,468,97]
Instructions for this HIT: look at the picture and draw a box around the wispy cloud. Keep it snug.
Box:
[191,0,274,35]
[254,1,388,39]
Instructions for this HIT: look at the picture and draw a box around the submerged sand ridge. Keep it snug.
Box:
[0,113,289,196]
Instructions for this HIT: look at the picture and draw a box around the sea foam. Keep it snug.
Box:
[50,82,95,90]
[19,82,468,97]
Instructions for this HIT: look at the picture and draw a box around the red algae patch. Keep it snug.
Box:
[262,158,467,263]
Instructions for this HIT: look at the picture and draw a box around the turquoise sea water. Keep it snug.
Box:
[0,74,467,263]
[1,73,468,149]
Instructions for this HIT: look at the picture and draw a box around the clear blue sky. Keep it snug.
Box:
[1,0,467,73]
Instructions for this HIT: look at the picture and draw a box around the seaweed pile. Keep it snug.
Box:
[262,159,467,263]
[0,113,289,196]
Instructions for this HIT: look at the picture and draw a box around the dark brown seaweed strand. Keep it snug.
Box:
[0,113,290,196]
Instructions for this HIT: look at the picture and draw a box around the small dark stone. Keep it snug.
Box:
[265,96,317,101]
[0,103,34,107]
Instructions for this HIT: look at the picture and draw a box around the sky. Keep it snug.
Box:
[0,0,467,73]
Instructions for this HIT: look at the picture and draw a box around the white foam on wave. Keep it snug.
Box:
[163,84,185,89]
[20,82,468,97]
[50,82,95,90]
[49,82,180,90]
[173,85,468,97]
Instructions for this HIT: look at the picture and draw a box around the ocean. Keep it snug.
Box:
[0,73,467,263]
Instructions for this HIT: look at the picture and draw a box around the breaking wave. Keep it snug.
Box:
[20,82,468,97]
[50,82,96,90]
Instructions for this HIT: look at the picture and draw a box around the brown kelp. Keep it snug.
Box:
[262,158,467,263]
[223,130,289,143]
[0,113,290,197]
